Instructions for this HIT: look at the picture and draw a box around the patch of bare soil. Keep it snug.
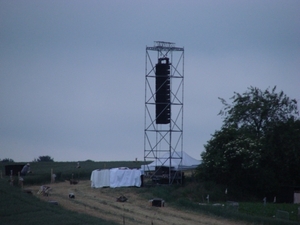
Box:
[29,181,247,225]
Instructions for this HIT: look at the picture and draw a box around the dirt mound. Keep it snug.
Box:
[30,181,246,225]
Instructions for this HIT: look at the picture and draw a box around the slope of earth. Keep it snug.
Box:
[29,180,248,225]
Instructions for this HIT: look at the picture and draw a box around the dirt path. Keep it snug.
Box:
[29,181,247,225]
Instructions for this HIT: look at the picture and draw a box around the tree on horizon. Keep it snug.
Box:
[34,155,54,162]
[198,86,300,197]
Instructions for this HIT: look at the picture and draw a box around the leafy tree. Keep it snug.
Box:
[262,119,300,186]
[1,158,14,163]
[218,86,298,136]
[34,155,54,162]
[199,86,300,197]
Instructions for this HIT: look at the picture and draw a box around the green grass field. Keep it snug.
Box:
[1,161,300,225]
[0,178,119,225]
[139,184,300,225]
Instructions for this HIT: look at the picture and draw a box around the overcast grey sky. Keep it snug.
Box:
[1,0,299,162]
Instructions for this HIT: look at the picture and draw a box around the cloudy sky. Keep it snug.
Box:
[1,0,299,162]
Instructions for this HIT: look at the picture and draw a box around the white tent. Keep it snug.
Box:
[141,151,201,171]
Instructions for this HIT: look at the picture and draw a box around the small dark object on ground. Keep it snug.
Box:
[48,201,58,205]
[151,198,165,207]
[69,179,78,185]
[23,189,33,194]
[69,193,75,198]
[117,195,127,202]
[38,186,51,196]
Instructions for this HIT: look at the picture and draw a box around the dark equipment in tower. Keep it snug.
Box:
[155,57,170,124]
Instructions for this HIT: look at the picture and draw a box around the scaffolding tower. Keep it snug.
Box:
[144,41,184,184]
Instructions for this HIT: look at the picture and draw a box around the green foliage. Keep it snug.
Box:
[239,202,300,222]
[262,119,300,186]
[34,155,54,162]
[218,86,299,134]
[199,86,300,197]
[1,158,14,162]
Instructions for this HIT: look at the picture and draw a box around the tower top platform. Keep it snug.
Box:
[146,41,184,51]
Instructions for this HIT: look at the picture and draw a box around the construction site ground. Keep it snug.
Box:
[29,180,248,225]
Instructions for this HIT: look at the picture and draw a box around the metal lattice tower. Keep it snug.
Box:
[144,41,184,184]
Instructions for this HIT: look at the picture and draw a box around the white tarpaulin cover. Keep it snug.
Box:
[294,192,300,204]
[90,168,142,188]
[141,151,201,171]
[90,169,110,188]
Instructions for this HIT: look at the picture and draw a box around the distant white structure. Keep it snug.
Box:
[141,151,201,171]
